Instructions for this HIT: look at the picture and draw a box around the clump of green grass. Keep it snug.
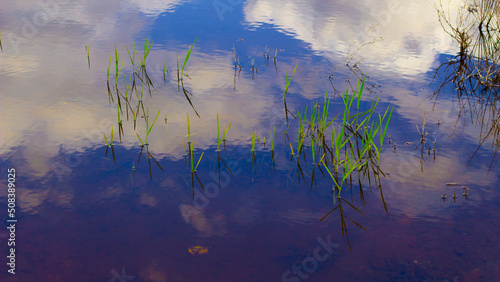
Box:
[251,130,257,152]
[139,34,152,68]
[290,78,393,194]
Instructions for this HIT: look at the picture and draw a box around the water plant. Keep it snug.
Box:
[180,38,197,81]
[189,142,204,173]
[163,61,168,82]
[251,130,257,152]
[271,126,276,151]
[287,78,393,195]
[283,65,297,129]
[126,43,136,71]
[106,55,113,103]
[104,126,113,147]
[139,34,152,68]
[114,43,124,85]
[216,114,231,152]
[85,43,90,69]
[187,113,191,143]
[136,133,144,147]
[145,108,161,145]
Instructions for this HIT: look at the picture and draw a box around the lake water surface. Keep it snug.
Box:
[1,0,499,281]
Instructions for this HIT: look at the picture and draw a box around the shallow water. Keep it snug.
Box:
[1,0,499,281]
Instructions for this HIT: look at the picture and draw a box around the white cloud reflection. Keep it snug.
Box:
[243,0,462,77]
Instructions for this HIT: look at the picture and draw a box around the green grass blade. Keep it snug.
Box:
[182,38,197,74]
[147,109,161,136]
[136,133,144,146]
[195,152,204,171]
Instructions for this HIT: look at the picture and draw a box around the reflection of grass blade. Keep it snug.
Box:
[182,87,200,117]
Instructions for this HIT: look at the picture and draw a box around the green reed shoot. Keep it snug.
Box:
[271,126,276,151]
[106,55,112,83]
[126,43,136,71]
[136,132,144,146]
[222,123,231,141]
[284,65,297,99]
[107,126,113,147]
[187,113,191,143]
[311,137,316,165]
[114,43,124,84]
[176,50,180,83]
[85,43,90,69]
[104,133,109,147]
[216,114,221,151]
[145,108,161,145]
[251,131,256,152]
[192,149,204,172]
[216,114,232,151]
[181,38,197,79]
[163,61,168,81]
[140,34,152,67]
[131,106,137,130]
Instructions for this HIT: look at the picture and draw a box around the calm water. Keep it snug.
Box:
[1,0,499,281]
